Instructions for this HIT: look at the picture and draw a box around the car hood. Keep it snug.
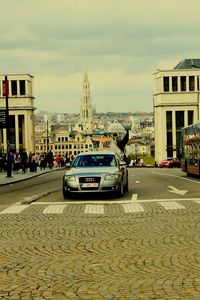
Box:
[65,167,120,176]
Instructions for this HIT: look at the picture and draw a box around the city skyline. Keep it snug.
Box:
[0,0,200,113]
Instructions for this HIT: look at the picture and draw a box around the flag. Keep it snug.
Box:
[117,130,129,153]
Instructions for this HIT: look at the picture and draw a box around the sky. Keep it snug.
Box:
[1,0,200,114]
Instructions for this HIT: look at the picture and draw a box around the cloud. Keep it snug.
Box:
[0,0,200,113]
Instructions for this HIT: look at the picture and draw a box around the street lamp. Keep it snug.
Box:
[46,120,49,152]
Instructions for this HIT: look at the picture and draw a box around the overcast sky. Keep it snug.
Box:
[1,0,200,114]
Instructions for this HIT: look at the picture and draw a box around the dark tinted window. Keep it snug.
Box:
[163,77,169,92]
[73,154,117,167]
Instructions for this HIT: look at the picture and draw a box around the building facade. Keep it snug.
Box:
[153,59,200,163]
[0,74,35,154]
[35,129,94,157]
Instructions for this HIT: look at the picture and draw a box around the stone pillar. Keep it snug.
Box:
[184,110,188,127]
[172,110,176,157]
[15,114,19,153]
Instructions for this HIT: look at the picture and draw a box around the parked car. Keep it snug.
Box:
[158,157,181,168]
[63,150,128,198]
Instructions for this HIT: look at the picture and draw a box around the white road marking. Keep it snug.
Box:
[122,203,144,213]
[30,197,200,205]
[84,204,104,214]
[158,201,185,210]
[168,186,188,196]
[0,205,29,214]
[43,205,66,214]
[132,194,138,201]
[152,170,200,184]
[135,181,140,184]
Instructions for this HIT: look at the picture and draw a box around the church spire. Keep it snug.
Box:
[80,64,93,134]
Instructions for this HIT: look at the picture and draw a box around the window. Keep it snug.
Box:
[166,111,172,131]
[65,137,68,142]
[188,111,194,125]
[20,80,26,95]
[11,80,17,95]
[62,137,64,142]
[176,111,184,130]
[166,111,173,156]
[180,76,186,91]
[58,137,60,142]
[172,77,178,92]
[163,77,169,92]
[176,111,184,157]
[189,76,195,91]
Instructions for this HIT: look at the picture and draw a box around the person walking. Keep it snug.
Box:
[21,150,28,173]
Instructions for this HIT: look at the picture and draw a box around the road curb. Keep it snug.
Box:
[21,188,61,204]
[0,167,66,186]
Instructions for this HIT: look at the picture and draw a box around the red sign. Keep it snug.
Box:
[2,80,9,96]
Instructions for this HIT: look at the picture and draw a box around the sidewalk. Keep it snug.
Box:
[0,167,62,186]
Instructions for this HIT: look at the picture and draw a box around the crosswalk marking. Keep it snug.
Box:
[0,205,29,214]
[3,199,200,215]
[43,205,66,214]
[84,204,104,214]
[122,203,144,213]
[158,201,185,210]
[132,194,138,201]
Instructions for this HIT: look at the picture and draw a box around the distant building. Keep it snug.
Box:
[35,129,93,157]
[79,65,93,134]
[153,59,200,163]
[0,74,35,154]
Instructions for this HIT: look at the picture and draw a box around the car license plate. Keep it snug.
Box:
[82,183,99,188]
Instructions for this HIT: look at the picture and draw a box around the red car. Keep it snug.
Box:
[158,157,181,168]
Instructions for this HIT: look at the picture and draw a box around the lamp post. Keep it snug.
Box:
[3,75,12,177]
[46,120,49,152]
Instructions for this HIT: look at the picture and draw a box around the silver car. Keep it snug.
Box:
[63,151,128,198]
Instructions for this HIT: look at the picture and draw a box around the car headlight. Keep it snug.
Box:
[104,173,121,180]
[64,175,76,181]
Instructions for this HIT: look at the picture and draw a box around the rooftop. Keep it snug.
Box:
[174,59,200,69]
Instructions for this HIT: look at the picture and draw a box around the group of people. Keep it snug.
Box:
[0,150,73,173]
[129,157,144,167]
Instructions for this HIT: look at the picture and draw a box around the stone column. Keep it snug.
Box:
[172,110,176,157]
[15,114,19,153]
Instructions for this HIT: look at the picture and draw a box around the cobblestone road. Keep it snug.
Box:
[1,200,200,299]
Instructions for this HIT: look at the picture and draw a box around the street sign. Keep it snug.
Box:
[0,109,6,128]
[2,80,9,96]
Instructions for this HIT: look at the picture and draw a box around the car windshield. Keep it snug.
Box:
[72,154,117,167]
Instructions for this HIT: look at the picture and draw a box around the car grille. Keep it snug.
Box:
[79,177,101,190]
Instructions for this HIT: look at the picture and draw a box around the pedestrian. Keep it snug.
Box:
[46,150,53,169]
[20,150,28,173]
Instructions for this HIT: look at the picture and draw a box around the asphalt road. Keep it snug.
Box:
[36,167,200,203]
[1,167,200,299]
[0,169,66,205]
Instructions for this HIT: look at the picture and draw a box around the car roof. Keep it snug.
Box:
[77,150,117,156]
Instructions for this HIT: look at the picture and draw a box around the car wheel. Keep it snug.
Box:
[124,178,128,192]
[63,186,70,199]
[117,181,124,198]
